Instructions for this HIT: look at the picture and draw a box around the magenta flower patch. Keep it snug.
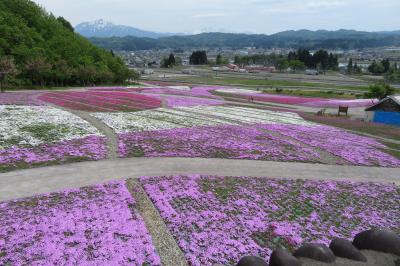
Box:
[0,136,107,171]
[216,89,377,107]
[164,96,224,107]
[118,123,399,167]
[141,175,400,265]
[0,180,161,265]
[259,124,400,167]
[118,124,320,162]
[39,91,162,112]
[0,91,45,105]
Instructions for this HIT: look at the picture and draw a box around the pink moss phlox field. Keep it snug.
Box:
[0,91,45,105]
[241,93,322,105]
[165,96,224,107]
[140,175,400,265]
[259,124,400,167]
[142,86,223,99]
[118,124,320,162]
[0,136,107,169]
[301,98,378,108]
[0,181,161,265]
[227,91,377,107]
[39,91,161,112]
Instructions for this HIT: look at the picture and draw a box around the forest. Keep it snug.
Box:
[0,0,133,90]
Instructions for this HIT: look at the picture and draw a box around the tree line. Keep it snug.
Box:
[234,49,339,72]
[0,0,137,92]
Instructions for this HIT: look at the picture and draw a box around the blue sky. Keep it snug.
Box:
[33,0,400,34]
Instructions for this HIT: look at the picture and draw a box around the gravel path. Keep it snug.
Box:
[66,109,120,159]
[0,157,398,201]
[126,179,188,266]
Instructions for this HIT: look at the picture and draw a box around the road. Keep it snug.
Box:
[1,157,399,201]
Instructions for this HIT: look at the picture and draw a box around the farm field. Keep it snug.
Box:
[0,85,399,265]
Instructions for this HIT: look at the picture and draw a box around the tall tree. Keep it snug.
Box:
[168,53,176,66]
[216,54,223,65]
[276,58,289,72]
[25,57,52,86]
[347,58,353,74]
[0,56,18,92]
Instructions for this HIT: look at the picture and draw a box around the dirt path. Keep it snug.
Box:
[66,109,119,159]
[127,179,188,266]
[0,157,398,201]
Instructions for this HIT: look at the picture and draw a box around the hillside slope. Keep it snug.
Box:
[0,0,130,87]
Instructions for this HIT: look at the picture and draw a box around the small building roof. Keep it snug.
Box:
[365,95,400,112]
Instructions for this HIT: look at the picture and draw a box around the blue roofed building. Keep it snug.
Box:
[365,95,400,126]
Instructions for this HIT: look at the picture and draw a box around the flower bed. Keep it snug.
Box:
[0,135,107,171]
[178,106,315,126]
[0,91,45,105]
[0,105,106,171]
[215,88,377,107]
[142,86,223,99]
[216,88,320,105]
[141,175,400,265]
[39,91,161,112]
[119,124,320,162]
[93,106,314,134]
[259,124,400,167]
[301,98,378,108]
[0,105,101,149]
[165,96,224,108]
[0,180,160,265]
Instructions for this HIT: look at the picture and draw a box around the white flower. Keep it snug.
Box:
[92,106,314,134]
[0,105,102,149]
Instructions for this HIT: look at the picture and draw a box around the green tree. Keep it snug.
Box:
[347,58,353,74]
[216,54,223,65]
[190,51,207,65]
[385,67,400,83]
[276,58,289,72]
[57,16,74,32]
[128,69,140,83]
[364,83,395,100]
[168,53,176,66]
[25,57,52,86]
[368,61,385,75]
[0,56,18,92]
[0,0,130,88]
[289,60,305,72]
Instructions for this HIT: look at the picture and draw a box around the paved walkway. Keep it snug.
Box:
[1,157,399,201]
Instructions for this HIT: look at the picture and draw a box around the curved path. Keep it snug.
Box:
[0,157,399,201]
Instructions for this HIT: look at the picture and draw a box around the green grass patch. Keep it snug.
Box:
[263,89,361,99]
[171,76,372,91]
[381,142,400,160]
[20,123,74,143]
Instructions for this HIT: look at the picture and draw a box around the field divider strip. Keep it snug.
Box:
[126,179,188,266]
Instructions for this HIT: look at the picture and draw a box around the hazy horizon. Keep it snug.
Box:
[32,0,400,35]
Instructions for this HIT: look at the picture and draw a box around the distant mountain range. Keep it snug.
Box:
[75,19,179,38]
[77,20,400,50]
[88,30,400,51]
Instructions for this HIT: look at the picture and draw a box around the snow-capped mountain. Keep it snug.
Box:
[75,19,177,38]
